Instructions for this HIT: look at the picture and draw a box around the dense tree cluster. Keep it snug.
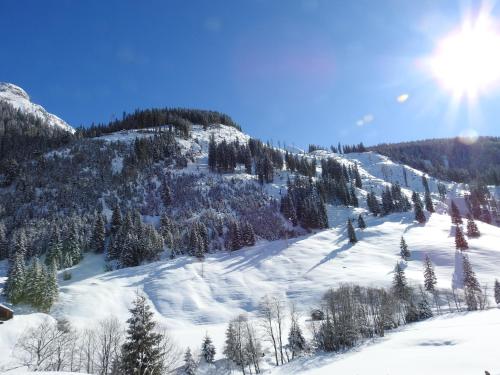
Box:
[79,107,241,139]
[3,251,58,311]
[314,282,432,353]
[280,176,328,229]
[381,184,412,215]
[371,136,500,184]
[108,210,164,268]
[0,101,73,185]
[339,142,367,154]
[285,152,316,177]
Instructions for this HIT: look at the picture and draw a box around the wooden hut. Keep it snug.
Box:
[0,304,14,321]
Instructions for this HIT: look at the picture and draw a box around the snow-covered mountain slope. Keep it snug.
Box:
[2,210,500,372]
[1,123,499,373]
[268,309,500,375]
[0,82,75,133]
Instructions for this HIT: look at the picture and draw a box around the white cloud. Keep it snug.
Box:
[356,114,374,126]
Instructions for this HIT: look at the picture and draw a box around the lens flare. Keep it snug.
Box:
[458,128,479,144]
[428,13,500,100]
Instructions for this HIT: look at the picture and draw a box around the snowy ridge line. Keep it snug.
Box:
[0,82,75,134]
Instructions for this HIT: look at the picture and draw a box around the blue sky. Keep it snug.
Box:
[2,0,500,147]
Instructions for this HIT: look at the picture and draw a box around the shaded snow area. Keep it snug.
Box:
[0,83,75,134]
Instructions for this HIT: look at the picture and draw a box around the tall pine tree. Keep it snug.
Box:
[466,215,480,238]
[423,255,437,292]
[201,334,216,363]
[455,225,469,250]
[120,295,164,375]
[399,237,411,261]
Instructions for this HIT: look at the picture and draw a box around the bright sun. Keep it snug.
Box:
[429,15,500,99]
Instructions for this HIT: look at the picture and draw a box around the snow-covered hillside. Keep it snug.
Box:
[268,309,500,375]
[0,82,75,133]
[1,123,499,374]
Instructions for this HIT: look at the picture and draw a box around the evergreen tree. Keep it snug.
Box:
[4,250,26,304]
[437,182,447,201]
[393,262,409,300]
[66,224,82,265]
[466,216,480,238]
[208,134,217,172]
[91,213,106,253]
[381,186,394,215]
[417,297,433,320]
[229,221,243,251]
[462,255,482,311]
[347,219,357,244]
[494,279,500,304]
[450,200,463,225]
[423,255,437,292]
[412,192,426,224]
[161,184,172,207]
[288,318,306,359]
[120,295,164,375]
[201,334,216,364]
[241,221,256,247]
[45,228,62,269]
[25,258,44,308]
[183,348,197,375]
[0,223,8,260]
[399,236,411,261]
[455,225,469,250]
[353,163,362,188]
[42,259,58,311]
[421,175,430,194]
[111,205,122,234]
[357,214,366,229]
[349,183,358,207]
[367,191,381,216]
[424,191,435,213]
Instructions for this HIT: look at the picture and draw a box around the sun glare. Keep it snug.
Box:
[429,15,500,100]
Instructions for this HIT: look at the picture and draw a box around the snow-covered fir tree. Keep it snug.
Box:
[393,262,409,300]
[91,213,106,253]
[462,255,482,311]
[367,190,381,216]
[424,191,434,213]
[423,255,437,292]
[466,215,480,238]
[412,191,426,224]
[201,334,216,363]
[183,347,197,375]
[4,250,26,304]
[120,295,164,375]
[450,200,463,225]
[455,225,469,250]
[399,236,411,261]
[110,205,122,235]
[287,315,306,359]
